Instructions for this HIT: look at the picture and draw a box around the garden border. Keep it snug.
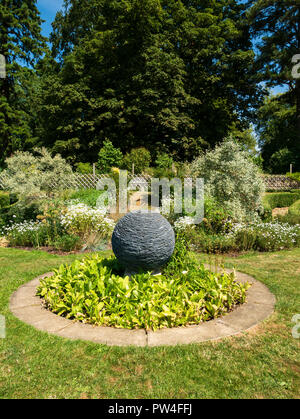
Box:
[9,267,275,347]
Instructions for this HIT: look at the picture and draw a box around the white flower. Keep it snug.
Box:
[174,216,196,231]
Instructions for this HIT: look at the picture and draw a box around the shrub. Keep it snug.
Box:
[69,189,105,207]
[286,172,300,184]
[1,220,49,248]
[122,147,151,174]
[289,199,300,216]
[269,148,294,174]
[276,213,300,225]
[260,199,273,221]
[1,148,76,198]
[1,200,43,225]
[203,196,233,234]
[155,153,174,169]
[0,192,10,209]
[228,222,300,252]
[189,138,265,221]
[263,192,300,209]
[189,229,237,254]
[97,140,123,174]
[60,202,115,241]
[75,162,93,174]
[37,254,249,330]
[53,234,81,252]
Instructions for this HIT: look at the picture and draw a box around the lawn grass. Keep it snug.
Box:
[0,247,299,399]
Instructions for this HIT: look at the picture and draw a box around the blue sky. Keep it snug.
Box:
[37,0,64,38]
[36,0,287,96]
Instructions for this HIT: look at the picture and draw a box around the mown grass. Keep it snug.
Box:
[0,247,299,399]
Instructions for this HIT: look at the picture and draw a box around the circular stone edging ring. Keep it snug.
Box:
[9,267,275,347]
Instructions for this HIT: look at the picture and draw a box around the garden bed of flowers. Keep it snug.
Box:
[0,201,115,252]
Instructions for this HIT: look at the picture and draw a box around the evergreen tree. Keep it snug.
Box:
[38,0,262,163]
[248,0,300,149]
[0,0,46,166]
[257,94,298,173]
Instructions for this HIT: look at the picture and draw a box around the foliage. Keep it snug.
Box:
[0,192,10,209]
[69,189,105,207]
[248,0,299,164]
[36,0,262,162]
[0,220,50,248]
[202,196,233,234]
[179,227,237,254]
[75,162,93,174]
[228,222,300,252]
[0,0,46,166]
[275,213,300,226]
[53,234,82,252]
[37,253,249,331]
[97,140,123,174]
[155,153,174,170]
[286,172,300,184]
[256,97,298,175]
[289,200,300,216]
[269,148,295,175]
[122,148,151,174]
[189,139,265,222]
[1,148,76,198]
[263,192,300,210]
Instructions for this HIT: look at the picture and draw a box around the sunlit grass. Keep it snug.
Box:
[0,247,299,399]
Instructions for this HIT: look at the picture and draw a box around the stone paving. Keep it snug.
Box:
[9,268,275,347]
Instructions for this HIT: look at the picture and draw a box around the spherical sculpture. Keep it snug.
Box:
[112,211,175,273]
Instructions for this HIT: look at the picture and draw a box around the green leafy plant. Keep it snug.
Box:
[75,162,93,174]
[289,199,300,216]
[263,192,300,210]
[122,148,151,174]
[69,189,105,207]
[0,192,10,209]
[37,253,249,331]
[286,172,300,183]
[155,153,174,169]
[97,140,123,174]
[53,234,82,252]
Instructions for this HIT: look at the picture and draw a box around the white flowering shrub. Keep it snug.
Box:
[1,148,76,198]
[1,220,49,247]
[174,216,196,231]
[189,139,265,222]
[60,203,115,240]
[227,222,300,251]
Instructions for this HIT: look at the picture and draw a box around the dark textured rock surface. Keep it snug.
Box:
[112,211,175,272]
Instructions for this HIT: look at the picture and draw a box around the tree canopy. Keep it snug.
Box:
[35,0,263,163]
[248,0,300,172]
[0,0,46,166]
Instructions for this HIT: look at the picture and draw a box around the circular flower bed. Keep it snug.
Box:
[37,248,249,331]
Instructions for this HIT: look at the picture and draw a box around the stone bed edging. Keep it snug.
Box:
[9,267,275,347]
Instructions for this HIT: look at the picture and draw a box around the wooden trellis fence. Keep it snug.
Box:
[0,173,152,191]
[0,172,299,191]
[263,175,300,191]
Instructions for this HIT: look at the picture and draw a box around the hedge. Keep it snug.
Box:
[263,192,300,210]
[289,200,300,216]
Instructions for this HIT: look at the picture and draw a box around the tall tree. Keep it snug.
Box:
[0,0,46,166]
[40,0,262,163]
[257,94,298,173]
[248,0,300,145]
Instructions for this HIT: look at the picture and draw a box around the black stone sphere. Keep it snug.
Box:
[112,211,175,272]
